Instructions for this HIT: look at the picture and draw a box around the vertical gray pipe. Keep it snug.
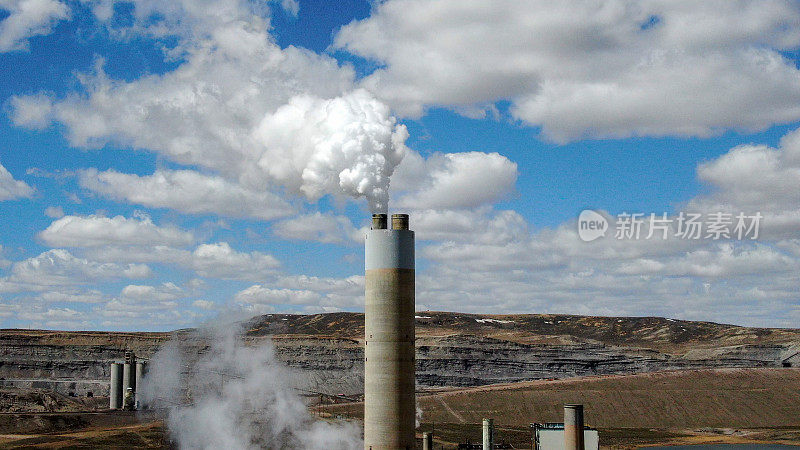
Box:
[364,213,415,450]
[135,361,147,409]
[564,404,584,450]
[109,362,123,409]
[483,418,494,450]
[122,363,133,409]
[422,432,432,450]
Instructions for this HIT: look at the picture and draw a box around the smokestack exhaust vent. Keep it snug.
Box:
[371,214,387,230]
[391,214,409,230]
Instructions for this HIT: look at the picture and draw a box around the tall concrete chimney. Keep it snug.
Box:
[364,213,415,450]
[564,404,585,450]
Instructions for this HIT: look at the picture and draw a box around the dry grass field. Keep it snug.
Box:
[326,368,800,448]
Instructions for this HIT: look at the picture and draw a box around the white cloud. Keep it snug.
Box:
[0,303,16,319]
[280,0,299,16]
[394,151,517,210]
[235,285,321,305]
[16,306,88,329]
[8,93,52,127]
[39,214,195,248]
[0,0,69,52]
[335,0,800,141]
[383,122,800,326]
[0,162,33,200]
[78,169,294,220]
[44,205,64,218]
[272,212,365,244]
[10,0,409,213]
[120,282,183,301]
[688,127,800,239]
[5,249,151,288]
[411,208,528,244]
[81,241,282,282]
[274,274,364,295]
[84,244,191,265]
[192,299,215,310]
[5,0,800,330]
[189,242,280,281]
[234,274,365,311]
[75,280,216,329]
[99,298,179,318]
[37,289,105,303]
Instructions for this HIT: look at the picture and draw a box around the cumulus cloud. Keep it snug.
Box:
[393,151,517,210]
[8,93,53,127]
[37,289,105,303]
[233,274,365,313]
[272,212,365,244]
[10,0,409,213]
[235,286,321,306]
[411,207,528,243]
[189,242,280,281]
[688,127,800,239]
[91,281,213,329]
[0,162,33,200]
[78,169,294,220]
[16,306,87,329]
[403,122,800,326]
[120,282,183,302]
[0,0,69,52]
[80,241,283,283]
[5,0,800,330]
[335,0,800,141]
[39,214,195,248]
[4,249,151,289]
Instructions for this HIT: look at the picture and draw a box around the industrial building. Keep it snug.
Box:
[531,423,599,450]
[108,351,146,410]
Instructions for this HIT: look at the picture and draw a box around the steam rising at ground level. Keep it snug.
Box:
[138,325,361,450]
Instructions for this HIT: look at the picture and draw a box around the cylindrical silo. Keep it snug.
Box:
[135,361,147,409]
[122,362,132,391]
[564,404,585,450]
[109,362,123,409]
[482,418,494,450]
[122,362,133,410]
[422,432,433,450]
[364,213,415,450]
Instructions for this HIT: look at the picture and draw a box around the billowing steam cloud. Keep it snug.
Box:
[138,325,361,450]
[252,89,408,213]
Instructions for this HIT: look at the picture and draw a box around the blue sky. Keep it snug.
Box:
[1,0,799,330]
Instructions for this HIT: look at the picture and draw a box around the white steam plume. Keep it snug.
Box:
[138,326,361,450]
[251,89,408,213]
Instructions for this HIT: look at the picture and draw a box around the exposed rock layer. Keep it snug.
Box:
[2,312,799,397]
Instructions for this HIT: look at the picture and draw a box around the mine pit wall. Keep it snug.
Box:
[0,379,108,397]
[0,333,797,399]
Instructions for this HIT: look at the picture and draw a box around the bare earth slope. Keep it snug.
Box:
[324,368,800,448]
[2,312,800,397]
